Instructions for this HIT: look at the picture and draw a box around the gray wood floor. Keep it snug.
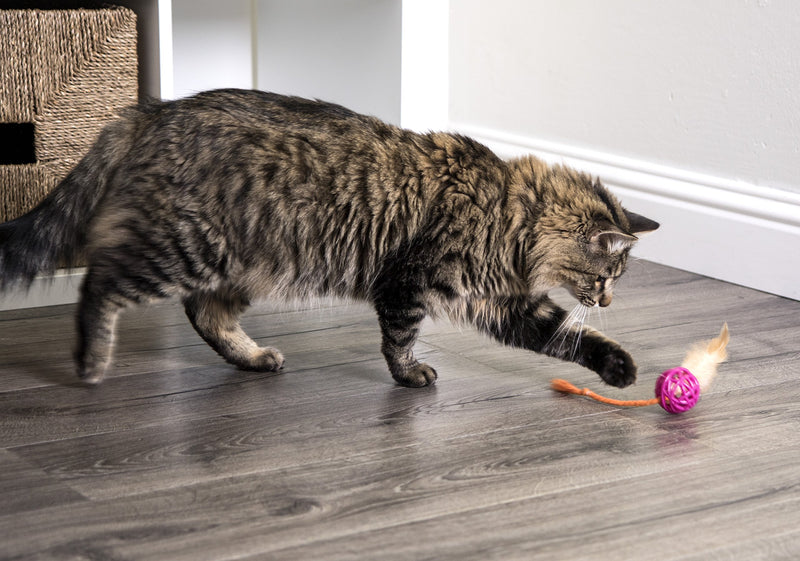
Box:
[1,260,798,560]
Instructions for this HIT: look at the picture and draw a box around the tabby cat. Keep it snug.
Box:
[0,89,658,387]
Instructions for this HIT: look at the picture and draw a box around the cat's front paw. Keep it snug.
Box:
[596,346,637,388]
[392,362,438,388]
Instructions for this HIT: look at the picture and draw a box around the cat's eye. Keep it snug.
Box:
[596,276,607,286]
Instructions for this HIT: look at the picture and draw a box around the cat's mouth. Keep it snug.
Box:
[566,287,610,308]
[582,296,612,308]
[564,285,599,308]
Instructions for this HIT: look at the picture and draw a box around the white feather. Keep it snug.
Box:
[681,323,730,392]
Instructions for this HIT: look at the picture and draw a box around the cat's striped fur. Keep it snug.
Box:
[0,89,658,387]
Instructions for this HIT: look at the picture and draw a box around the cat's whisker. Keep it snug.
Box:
[595,304,607,333]
[547,305,575,349]
[547,303,588,359]
[568,305,588,361]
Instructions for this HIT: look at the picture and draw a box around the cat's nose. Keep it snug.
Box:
[598,292,613,307]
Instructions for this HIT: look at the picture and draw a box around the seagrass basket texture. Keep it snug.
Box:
[0,6,137,222]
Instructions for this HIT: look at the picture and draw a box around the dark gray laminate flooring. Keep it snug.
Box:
[1,260,798,560]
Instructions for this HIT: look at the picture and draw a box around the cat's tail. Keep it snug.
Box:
[0,120,130,290]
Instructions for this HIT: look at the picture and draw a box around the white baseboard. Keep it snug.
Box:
[0,269,85,311]
[453,123,800,301]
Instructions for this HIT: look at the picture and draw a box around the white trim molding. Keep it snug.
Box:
[0,270,85,312]
[454,123,800,301]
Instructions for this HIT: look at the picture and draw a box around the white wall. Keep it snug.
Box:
[170,0,402,123]
[256,0,401,124]
[171,0,254,98]
[449,0,800,300]
[450,0,800,194]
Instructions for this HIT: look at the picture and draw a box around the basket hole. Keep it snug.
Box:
[0,123,37,165]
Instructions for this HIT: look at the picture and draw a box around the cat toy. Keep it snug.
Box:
[551,324,729,414]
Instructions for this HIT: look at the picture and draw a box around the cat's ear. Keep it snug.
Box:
[589,212,659,253]
[589,224,638,253]
[624,209,660,236]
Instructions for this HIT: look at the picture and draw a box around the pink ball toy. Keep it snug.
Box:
[551,324,729,414]
[654,367,700,414]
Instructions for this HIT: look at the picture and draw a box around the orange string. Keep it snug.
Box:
[550,379,659,407]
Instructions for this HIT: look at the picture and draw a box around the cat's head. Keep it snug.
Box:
[508,156,659,307]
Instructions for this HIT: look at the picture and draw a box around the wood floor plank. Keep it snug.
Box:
[675,530,800,561]
[0,299,376,392]
[0,448,86,516]
[0,412,708,560]
[3,432,794,560]
[8,355,610,500]
[251,447,800,561]
[0,335,522,449]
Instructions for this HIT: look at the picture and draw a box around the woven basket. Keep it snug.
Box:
[0,7,137,223]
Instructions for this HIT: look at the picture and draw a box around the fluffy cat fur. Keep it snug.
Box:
[0,89,659,387]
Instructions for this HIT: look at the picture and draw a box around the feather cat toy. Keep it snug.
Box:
[552,324,729,413]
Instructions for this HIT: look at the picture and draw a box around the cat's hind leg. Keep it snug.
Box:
[183,290,284,372]
[75,265,148,384]
[75,284,123,384]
